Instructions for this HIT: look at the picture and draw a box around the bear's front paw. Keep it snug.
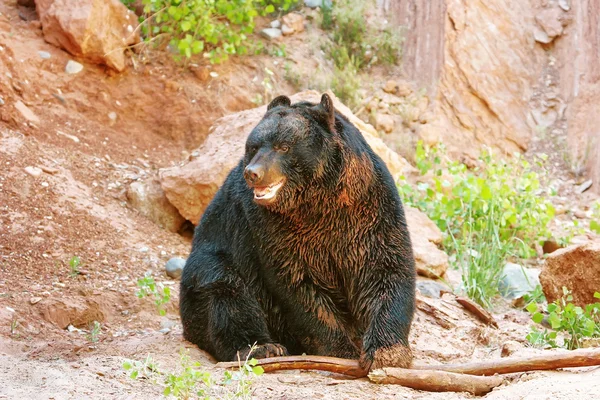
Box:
[360,344,413,371]
[236,343,288,361]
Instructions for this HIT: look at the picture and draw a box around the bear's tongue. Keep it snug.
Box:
[254,180,284,200]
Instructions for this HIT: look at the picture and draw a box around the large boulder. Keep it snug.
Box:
[540,241,600,306]
[405,206,448,278]
[35,0,140,71]
[159,90,417,224]
[126,177,186,233]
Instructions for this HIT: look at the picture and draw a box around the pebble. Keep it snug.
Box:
[139,246,149,253]
[165,257,186,279]
[29,297,42,305]
[24,166,42,178]
[304,0,332,8]
[108,112,117,122]
[260,28,282,41]
[498,263,540,300]
[0,97,4,106]
[416,280,448,299]
[65,60,84,74]
[270,20,281,29]
[281,24,294,36]
[38,51,51,60]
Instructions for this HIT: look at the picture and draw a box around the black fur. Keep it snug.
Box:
[179,94,416,368]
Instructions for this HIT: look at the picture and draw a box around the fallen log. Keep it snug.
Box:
[216,348,600,395]
[412,347,600,376]
[368,368,504,396]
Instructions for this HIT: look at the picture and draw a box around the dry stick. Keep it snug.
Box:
[368,368,504,396]
[216,355,368,378]
[412,347,600,376]
[216,347,600,378]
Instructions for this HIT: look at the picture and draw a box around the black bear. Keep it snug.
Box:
[179,93,416,370]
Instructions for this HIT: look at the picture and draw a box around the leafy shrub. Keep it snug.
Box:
[591,201,600,234]
[124,0,295,64]
[399,142,555,308]
[322,0,402,70]
[136,272,171,316]
[526,287,600,349]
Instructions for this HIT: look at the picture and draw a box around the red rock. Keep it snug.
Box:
[405,206,448,278]
[540,241,600,306]
[35,0,140,71]
[281,12,304,34]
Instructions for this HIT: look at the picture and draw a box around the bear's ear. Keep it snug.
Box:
[267,95,291,111]
[317,93,335,129]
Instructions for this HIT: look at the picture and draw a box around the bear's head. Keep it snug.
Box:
[243,93,339,210]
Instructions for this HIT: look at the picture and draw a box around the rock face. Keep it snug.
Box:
[404,206,448,278]
[383,0,544,159]
[35,0,140,71]
[540,242,600,306]
[159,90,416,224]
[126,178,186,233]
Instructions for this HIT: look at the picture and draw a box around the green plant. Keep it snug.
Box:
[526,287,600,349]
[87,321,102,343]
[399,142,556,308]
[331,61,361,109]
[252,67,276,106]
[69,255,81,278]
[522,284,546,309]
[124,0,295,64]
[322,0,401,71]
[136,272,171,316]
[123,346,264,399]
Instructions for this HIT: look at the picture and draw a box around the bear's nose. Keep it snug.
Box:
[244,164,264,184]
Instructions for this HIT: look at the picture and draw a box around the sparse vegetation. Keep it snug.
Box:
[136,272,172,316]
[87,321,102,343]
[68,255,81,278]
[526,287,600,350]
[122,0,296,64]
[399,142,556,308]
[123,346,264,399]
[591,201,600,234]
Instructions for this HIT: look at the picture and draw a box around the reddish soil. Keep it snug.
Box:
[1,2,599,399]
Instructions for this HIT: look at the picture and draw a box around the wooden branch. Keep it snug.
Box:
[368,368,504,396]
[412,347,600,376]
[455,296,499,328]
[215,355,368,378]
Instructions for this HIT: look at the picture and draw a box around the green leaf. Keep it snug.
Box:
[181,21,192,32]
[130,370,139,379]
[532,312,544,324]
[265,4,275,13]
[248,358,258,366]
[123,361,132,370]
[591,220,600,234]
[594,292,600,299]
[526,302,538,314]
[548,313,561,330]
[252,365,264,376]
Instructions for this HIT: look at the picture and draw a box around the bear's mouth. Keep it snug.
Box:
[253,179,286,203]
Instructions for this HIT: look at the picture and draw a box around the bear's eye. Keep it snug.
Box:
[279,144,290,153]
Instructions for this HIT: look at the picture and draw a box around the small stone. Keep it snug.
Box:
[38,51,51,59]
[576,179,593,194]
[542,239,562,254]
[191,66,210,82]
[305,0,332,8]
[375,113,395,134]
[65,60,84,74]
[397,80,413,97]
[270,20,281,29]
[165,257,186,279]
[281,24,294,36]
[498,263,541,300]
[282,13,304,33]
[383,80,398,94]
[559,0,570,11]
[108,112,117,122]
[24,166,42,178]
[0,97,4,106]
[15,100,40,124]
[41,182,49,187]
[139,246,149,253]
[260,28,282,41]
[500,340,523,357]
[416,280,448,299]
[574,210,586,219]
[30,297,42,305]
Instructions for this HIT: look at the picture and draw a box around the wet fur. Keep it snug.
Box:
[179,95,416,368]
